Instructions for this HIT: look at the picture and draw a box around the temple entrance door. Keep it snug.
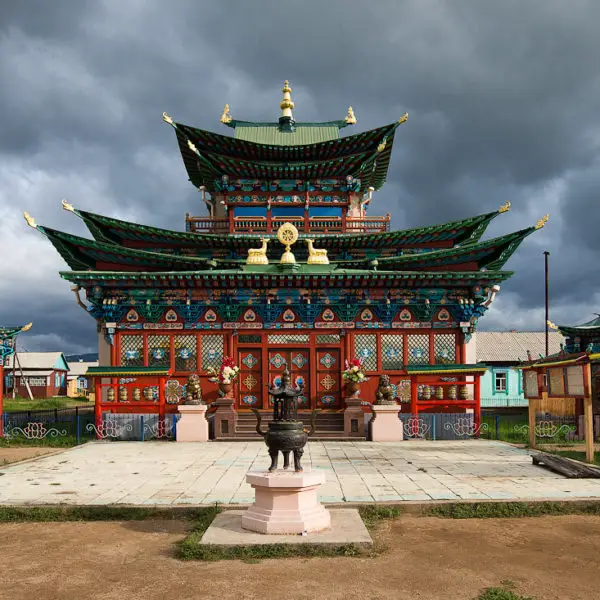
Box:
[237,348,262,410]
[316,349,341,409]
[267,349,310,410]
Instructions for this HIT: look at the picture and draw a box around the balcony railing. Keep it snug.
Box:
[185,215,391,234]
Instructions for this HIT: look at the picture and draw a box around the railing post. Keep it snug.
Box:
[76,407,80,445]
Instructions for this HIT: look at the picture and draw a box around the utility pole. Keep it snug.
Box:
[544,251,550,357]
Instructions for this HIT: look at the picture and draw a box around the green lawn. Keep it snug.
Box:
[2,396,92,412]
[548,449,600,467]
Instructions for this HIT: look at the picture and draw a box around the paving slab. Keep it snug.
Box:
[2,440,600,505]
[200,509,372,546]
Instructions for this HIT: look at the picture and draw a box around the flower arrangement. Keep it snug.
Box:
[342,357,368,384]
[206,356,240,384]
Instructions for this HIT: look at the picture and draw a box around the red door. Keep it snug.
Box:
[267,349,310,410]
[237,348,262,410]
[316,349,341,408]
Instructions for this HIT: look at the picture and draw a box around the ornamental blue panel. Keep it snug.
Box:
[319,353,337,369]
[242,395,259,406]
[242,353,259,369]
[269,353,287,369]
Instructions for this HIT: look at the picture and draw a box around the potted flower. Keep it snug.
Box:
[342,357,368,397]
[206,356,240,396]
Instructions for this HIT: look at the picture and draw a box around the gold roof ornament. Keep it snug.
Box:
[21,322,33,332]
[220,104,232,124]
[277,222,299,264]
[398,112,408,124]
[498,200,511,213]
[61,198,74,212]
[246,238,270,265]
[162,112,174,125]
[23,212,36,228]
[344,106,357,125]
[306,239,329,265]
[536,214,550,229]
[547,320,558,330]
[280,80,295,119]
[187,140,198,153]
[377,139,387,153]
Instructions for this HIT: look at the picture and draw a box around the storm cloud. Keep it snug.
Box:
[1,0,599,353]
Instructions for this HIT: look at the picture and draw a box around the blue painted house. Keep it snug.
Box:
[470,332,563,408]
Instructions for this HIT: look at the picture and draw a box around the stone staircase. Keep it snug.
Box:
[216,410,364,441]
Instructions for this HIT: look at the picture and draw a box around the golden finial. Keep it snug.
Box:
[547,320,558,330]
[220,104,232,124]
[498,200,511,213]
[398,112,408,124]
[277,222,299,264]
[246,239,270,265]
[61,198,74,212]
[345,106,357,125]
[280,80,295,118]
[162,112,174,125]
[23,212,37,228]
[536,214,549,229]
[306,239,329,265]
[377,139,387,153]
[22,322,33,332]
[187,140,198,153]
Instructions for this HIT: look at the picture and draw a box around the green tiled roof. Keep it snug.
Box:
[233,122,342,145]
[558,315,600,336]
[0,324,31,340]
[87,366,171,377]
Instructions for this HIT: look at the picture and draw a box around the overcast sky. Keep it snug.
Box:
[2,0,600,354]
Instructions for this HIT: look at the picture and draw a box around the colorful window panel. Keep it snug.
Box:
[148,335,170,368]
[121,335,143,367]
[407,334,429,364]
[238,334,262,344]
[434,334,456,364]
[316,334,341,344]
[201,335,224,371]
[381,335,404,370]
[174,335,197,372]
[354,334,377,371]
[267,334,309,344]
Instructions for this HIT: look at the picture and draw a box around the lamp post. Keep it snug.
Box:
[544,251,550,357]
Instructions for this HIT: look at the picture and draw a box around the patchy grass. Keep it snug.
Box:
[476,586,534,600]
[3,397,91,412]
[426,500,600,519]
[545,449,600,467]
[0,436,83,448]
[358,504,402,529]
[0,505,208,523]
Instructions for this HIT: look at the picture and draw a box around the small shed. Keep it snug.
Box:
[5,352,70,398]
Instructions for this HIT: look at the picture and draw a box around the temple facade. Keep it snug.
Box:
[28,81,544,437]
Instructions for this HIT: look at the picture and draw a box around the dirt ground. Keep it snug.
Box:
[0,447,62,466]
[1,515,599,600]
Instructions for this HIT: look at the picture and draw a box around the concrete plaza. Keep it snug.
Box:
[2,440,600,506]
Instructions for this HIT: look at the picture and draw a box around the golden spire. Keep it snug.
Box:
[280,80,295,119]
[377,139,387,153]
[61,198,74,212]
[162,112,174,125]
[498,200,511,213]
[187,140,198,153]
[536,214,549,229]
[220,104,232,124]
[398,112,408,124]
[23,212,37,228]
[547,320,558,330]
[344,106,357,125]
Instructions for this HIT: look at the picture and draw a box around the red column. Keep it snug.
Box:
[410,377,418,416]
[95,381,102,438]
[0,364,4,438]
[474,375,481,437]
[158,376,166,424]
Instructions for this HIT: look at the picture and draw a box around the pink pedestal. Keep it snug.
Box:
[242,471,331,535]
[344,397,365,437]
[176,404,209,442]
[370,404,404,441]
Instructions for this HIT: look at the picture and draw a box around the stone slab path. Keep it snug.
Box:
[2,440,600,506]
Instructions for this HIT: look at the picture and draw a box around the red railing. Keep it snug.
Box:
[185,215,391,234]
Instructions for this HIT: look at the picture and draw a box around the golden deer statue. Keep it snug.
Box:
[246,238,270,265]
[306,239,329,265]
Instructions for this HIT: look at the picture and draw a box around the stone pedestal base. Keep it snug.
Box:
[176,404,209,442]
[213,398,237,438]
[344,397,364,437]
[242,471,331,535]
[370,404,404,441]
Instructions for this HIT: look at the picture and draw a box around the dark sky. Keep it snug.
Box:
[2,0,599,354]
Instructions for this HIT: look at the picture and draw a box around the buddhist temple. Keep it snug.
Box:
[26,81,545,438]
